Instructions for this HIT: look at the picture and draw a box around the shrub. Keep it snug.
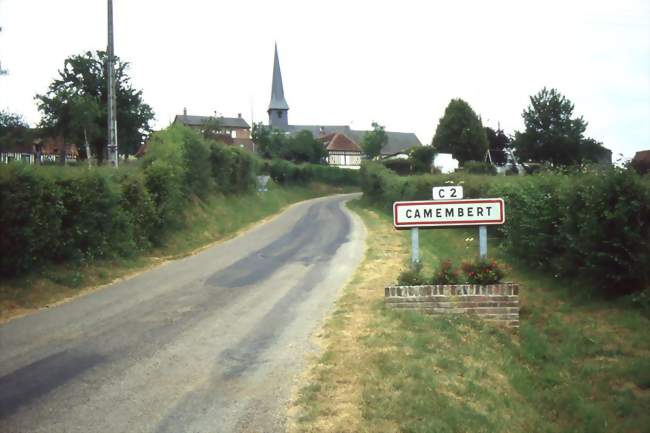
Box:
[0,165,63,275]
[463,160,496,175]
[144,160,184,237]
[461,259,507,284]
[431,259,461,285]
[182,132,213,197]
[397,262,427,286]
[383,158,412,175]
[119,173,157,250]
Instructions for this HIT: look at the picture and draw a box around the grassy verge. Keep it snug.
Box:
[289,200,650,433]
[0,182,355,323]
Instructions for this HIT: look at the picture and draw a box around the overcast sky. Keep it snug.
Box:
[1,0,648,160]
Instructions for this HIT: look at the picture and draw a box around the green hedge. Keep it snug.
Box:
[0,125,359,277]
[361,162,650,294]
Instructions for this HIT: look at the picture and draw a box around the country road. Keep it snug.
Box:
[0,193,365,433]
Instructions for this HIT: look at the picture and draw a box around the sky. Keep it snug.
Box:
[1,0,648,160]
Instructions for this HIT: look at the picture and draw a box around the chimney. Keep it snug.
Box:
[319,126,325,137]
[183,107,187,116]
[238,113,242,118]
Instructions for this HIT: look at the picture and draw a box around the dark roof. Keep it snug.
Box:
[319,133,362,152]
[174,114,250,129]
[284,124,422,156]
[268,44,289,111]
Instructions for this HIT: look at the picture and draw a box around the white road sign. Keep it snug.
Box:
[393,198,505,228]
[432,186,463,200]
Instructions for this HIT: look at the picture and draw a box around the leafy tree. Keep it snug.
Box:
[512,87,605,165]
[362,122,388,159]
[485,127,510,150]
[409,145,436,173]
[282,130,326,163]
[432,99,488,164]
[0,110,32,150]
[253,123,286,159]
[36,50,154,163]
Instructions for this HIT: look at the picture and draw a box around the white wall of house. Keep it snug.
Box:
[328,151,361,169]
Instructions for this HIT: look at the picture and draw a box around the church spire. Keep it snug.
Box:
[268,43,289,128]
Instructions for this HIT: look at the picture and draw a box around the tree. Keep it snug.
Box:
[0,111,31,150]
[362,122,388,159]
[485,127,510,151]
[36,50,154,163]
[512,87,604,165]
[282,130,327,163]
[409,146,436,173]
[252,123,286,159]
[432,99,488,164]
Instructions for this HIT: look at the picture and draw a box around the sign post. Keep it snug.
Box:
[394,191,505,260]
[411,227,419,265]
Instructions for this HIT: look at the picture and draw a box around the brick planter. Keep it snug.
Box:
[385,283,520,327]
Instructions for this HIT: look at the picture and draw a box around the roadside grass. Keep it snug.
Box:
[289,199,650,433]
[0,182,355,322]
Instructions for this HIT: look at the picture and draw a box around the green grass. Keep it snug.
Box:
[292,199,650,433]
[0,181,355,321]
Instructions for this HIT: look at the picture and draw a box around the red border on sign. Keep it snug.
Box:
[393,198,505,228]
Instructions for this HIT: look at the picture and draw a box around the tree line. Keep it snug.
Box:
[432,88,610,167]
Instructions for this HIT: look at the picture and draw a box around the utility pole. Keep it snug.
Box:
[106,0,118,167]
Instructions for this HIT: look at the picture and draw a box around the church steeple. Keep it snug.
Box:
[268,43,289,129]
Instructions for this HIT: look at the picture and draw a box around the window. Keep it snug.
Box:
[278,111,283,119]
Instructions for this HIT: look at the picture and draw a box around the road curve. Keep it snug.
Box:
[0,193,365,433]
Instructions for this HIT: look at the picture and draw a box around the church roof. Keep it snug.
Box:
[268,44,289,111]
[174,114,250,129]
[285,124,422,156]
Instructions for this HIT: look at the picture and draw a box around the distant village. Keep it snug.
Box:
[3,44,647,174]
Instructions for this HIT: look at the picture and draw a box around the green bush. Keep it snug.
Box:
[54,169,134,262]
[397,263,427,286]
[383,159,412,175]
[363,162,650,294]
[0,165,63,275]
[119,173,158,250]
[144,160,184,237]
[463,160,496,175]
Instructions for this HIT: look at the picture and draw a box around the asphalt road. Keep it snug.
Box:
[0,193,365,433]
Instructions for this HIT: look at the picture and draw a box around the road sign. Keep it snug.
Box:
[393,198,505,228]
[432,186,463,200]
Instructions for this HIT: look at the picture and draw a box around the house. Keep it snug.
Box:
[631,150,650,175]
[433,153,459,174]
[319,132,362,169]
[173,109,255,151]
[1,133,78,164]
[264,44,422,162]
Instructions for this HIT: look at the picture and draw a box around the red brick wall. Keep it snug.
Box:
[385,283,519,327]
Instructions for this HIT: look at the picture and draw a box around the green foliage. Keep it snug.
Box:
[397,263,427,286]
[35,50,154,160]
[119,173,157,250]
[432,99,488,164]
[485,127,510,150]
[512,87,606,166]
[0,165,63,275]
[431,259,461,285]
[262,159,359,187]
[362,162,650,294]
[461,259,507,284]
[252,124,326,163]
[181,132,213,197]
[0,110,34,152]
[463,160,497,175]
[409,146,436,173]
[361,122,388,159]
[382,158,412,175]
